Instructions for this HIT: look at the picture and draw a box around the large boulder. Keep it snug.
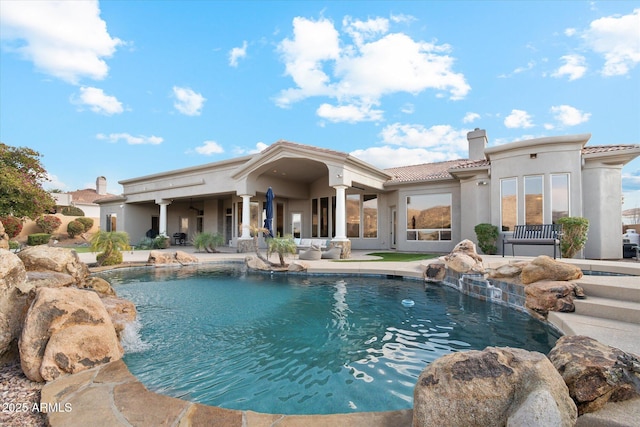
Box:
[520,255,582,285]
[424,262,446,282]
[413,346,576,426]
[440,239,484,274]
[17,246,89,286]
[100,296,137,338]
[19,286,123,382]
[548,335,640,415]
[524,280,585,319]
[0,249,29,360]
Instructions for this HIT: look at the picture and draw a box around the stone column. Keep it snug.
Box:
[237,194,253,253]
[156,199,171,236]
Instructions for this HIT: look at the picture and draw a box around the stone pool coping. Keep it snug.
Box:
[41,249,638,426]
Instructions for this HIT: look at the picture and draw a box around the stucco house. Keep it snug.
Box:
[97,129,640,259]
[53,176,113,218]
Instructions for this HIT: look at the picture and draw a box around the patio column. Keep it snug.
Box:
[156,199,171,236]
[239,194,252,240]
[333,185,348,241]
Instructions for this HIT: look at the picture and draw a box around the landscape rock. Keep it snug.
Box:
[175,250,199,265]
[100,296,137,337]
[25,271,76,289]
[287,260,308,272]
[520,255,582,284]
[413,346,576,427]
[147,250,176,265]
[424,262,446,282]
[524,280,585,319]
[0,221,9,250]
[0,249,29,360]
[245,255,270,271]
[17,246,89,286]
[548,335,640,415]
[487,262,527,281]
[19,286,123,382]
[440,239,484,274]
[81,276,116,296]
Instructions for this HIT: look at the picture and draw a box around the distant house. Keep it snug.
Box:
[54,176,115,218]
[97,130,640,259]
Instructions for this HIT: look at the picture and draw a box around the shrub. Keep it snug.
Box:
[8,241,20,251]
[27,233,51,245]
[76,217,94,232]
[60,206,85,216]
[193,232,224,253]
[0,216,23,238]
[557,217,589,258]
[136,237,154,250]
[474,223,499,255]
[36,215,62,234]
[153,235,170,249]
[67,220,85,238]
[96,250,123,266]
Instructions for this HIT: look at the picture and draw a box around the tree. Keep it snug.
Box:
[90,231,131,266]
[193,232,224,253]
[0,143,56,219]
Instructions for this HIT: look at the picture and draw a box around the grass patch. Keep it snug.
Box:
[340,252,441,262]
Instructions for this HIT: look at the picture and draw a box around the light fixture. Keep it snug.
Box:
[477,180,488,186]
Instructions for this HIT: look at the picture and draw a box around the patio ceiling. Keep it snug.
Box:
[257,158,328,184]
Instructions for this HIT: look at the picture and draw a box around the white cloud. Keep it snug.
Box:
[504,109,534,129]
[172,86,206,116]
[317,102,383,123]
[550,105,591,126]
[229,41,247,67]
[583,9,640,76]
[43,173,68,191]
[0,0,122,84]
[463,112,480,123]
[96,133,163,145]
[552,54,587,81]
[564,28,577,37]
[72,86,123,115]
[234,142,269,155]
[401,103,415,114]
[195,140,224,155]
[350,145,454,169]
[275,16,470,121]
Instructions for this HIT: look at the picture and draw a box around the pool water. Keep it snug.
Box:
[102,264,560,415]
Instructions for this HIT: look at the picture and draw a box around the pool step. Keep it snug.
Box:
[573,296,640,324]
[576,276,640,303]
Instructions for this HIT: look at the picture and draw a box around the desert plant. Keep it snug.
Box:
[557,217,589,258]
[67,220,84,238]
[152,235,170,249]
[136,237,154,250]
[36,215,62,234]
[27,233,51,245]
[0,216,23,238]
[474,223,499,255]
[90,231,131,266]
[76,217,94,232]
[193,232,224,253]
[60,206,85,216]
[267,234,297,266]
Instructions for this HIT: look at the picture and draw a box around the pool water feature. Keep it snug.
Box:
[103,264,560,415]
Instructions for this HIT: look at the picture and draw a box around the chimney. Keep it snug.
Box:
[96,176,107,195]
[467,128,488,161]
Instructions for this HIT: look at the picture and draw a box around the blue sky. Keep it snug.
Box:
[1,1,639,208]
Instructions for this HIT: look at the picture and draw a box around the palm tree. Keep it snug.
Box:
[267,235,297,267]
[90,231,131,266]
[193,232,224,253]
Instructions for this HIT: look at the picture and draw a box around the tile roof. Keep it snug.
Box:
[69,189,116,204]
[384,159,470,183]
[582,144,640,155]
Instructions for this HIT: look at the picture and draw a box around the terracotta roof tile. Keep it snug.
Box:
[69,189,116,204]
[384,159,469,183]
[582,144,640,155]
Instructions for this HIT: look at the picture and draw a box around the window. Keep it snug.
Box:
[346,194,360,238]
[106,214,116,232]
[312,199,318,237]
[524,175,543,225]
[551,174,570,222]
[237,201,260,236]
[501,178,517,231]
[311,197,332,237]
[406,194,451,241]
[363,195,378,238]
[179,217,189,234]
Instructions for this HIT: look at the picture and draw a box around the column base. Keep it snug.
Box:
[331,239,351,259]
[237,239,253,253]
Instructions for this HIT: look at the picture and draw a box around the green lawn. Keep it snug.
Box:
[340,252,441,262]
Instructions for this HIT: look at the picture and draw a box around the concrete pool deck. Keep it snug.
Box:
[41,248,639,426]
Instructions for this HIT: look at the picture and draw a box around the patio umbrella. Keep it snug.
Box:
[264,187,274,237]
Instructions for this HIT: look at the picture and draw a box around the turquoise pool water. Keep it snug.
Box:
[102,264,560,415]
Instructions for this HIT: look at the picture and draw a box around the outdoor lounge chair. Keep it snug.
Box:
[299,245,322,260]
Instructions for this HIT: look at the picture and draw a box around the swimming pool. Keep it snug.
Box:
[102,264,560,415]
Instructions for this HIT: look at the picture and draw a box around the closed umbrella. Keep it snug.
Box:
[264,187,274,237]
